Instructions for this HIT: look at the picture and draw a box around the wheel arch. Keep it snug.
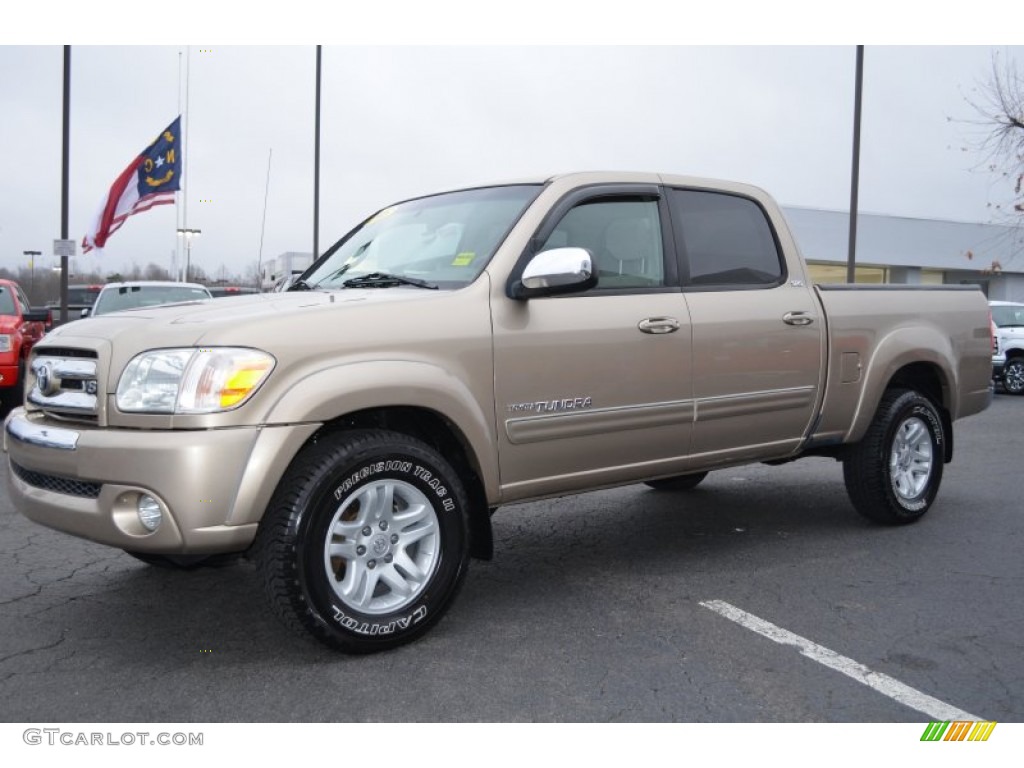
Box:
[847,331,957,462]
[309,406,494,561]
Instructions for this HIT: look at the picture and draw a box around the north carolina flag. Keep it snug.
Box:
[82,116,182,253]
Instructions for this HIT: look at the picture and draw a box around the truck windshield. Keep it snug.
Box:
[92,285,212,315]
[0,287,16,315]
[992,305,1024,328]
[307,185,541,290]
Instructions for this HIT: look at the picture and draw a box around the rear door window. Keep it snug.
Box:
[669,189,784,288]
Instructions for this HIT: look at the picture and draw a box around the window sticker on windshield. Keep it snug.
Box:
[451,252,476,267]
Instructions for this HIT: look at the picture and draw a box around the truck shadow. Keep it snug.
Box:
[0,464,949,676]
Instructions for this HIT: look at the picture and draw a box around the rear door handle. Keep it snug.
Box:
[783,311,814,326]
[638,317,680,335]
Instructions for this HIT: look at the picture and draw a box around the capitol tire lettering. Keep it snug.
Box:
[330,605,428,636]
[253,428,471,653]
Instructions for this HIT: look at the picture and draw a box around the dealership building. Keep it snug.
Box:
[783,207,1024,302]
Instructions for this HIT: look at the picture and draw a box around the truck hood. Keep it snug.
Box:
[40,288,451,371]
[50,289,434,338]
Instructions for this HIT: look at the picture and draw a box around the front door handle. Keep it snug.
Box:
[638,317,680,335]
[783,311,814,326]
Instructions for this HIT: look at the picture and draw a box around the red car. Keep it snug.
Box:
[0,279,50,407]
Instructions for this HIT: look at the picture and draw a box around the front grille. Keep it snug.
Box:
[11,461,102,499]
[29,350,101,422]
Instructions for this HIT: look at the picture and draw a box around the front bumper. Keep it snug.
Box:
[4,408,319,554]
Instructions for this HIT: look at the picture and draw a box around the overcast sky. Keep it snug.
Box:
[2,35,1021,280]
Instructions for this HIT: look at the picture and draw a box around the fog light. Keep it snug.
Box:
[137,495,162,532]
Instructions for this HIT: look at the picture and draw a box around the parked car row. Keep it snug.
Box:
[43,282,261,322]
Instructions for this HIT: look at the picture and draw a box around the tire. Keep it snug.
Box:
[843,389,945,525]
[125,551,242,569]
[1003,358,1024,395]
[644,471,709,491]
[253,429,470,653]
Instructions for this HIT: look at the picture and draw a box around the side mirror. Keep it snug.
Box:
[510,247,597,300]
[81,307,91,318]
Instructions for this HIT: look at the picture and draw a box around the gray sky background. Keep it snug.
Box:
[1,37,1021,281]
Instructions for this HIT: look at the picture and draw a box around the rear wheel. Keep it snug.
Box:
[644,472,709,491]
[253,429,470,653]
[843,389,945,525]
[1003,358,1024,395]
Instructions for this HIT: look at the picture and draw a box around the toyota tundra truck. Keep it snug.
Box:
[3,172,994,653]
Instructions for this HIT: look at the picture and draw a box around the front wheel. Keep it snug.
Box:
[1003,358,1024,395]
[253,430,471,653]
[843,389,945,525]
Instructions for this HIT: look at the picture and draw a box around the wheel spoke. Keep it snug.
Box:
[399,517,437,546]
[341,562,380,609]
[378,565,414,598]
[393,550,427,582]
[328,539,358,559]
[903,420,926,445]
[394,501,431,527]
[358,483,391,521]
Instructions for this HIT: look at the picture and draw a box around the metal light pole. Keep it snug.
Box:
[176,228,201,282]
[23,250,42,300]
[60,45,71,323]
[313,44,322,263]
[846,45,864,284]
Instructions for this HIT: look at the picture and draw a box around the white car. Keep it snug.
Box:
[84,281,213,317]
[991,300,1024,395]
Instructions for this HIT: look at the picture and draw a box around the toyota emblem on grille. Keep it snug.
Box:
[36,364,54,396]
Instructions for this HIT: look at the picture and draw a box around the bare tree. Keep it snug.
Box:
[143,262,171,281]
[967,52,1024,212]
[962,51,1024,274]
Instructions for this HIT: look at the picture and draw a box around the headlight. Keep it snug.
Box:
[116,347,275,414]
[0,335,11,353]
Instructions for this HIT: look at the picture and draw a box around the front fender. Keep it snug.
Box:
[260,359,500,499]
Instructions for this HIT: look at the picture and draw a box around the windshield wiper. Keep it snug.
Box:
[288,279,313,291]
[341,272,438,290]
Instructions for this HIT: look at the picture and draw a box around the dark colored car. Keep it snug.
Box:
[47,284,103,324]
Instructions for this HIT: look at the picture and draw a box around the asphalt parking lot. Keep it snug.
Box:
[0,394,1021,723]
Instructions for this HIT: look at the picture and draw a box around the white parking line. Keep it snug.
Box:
[700,599,981,721]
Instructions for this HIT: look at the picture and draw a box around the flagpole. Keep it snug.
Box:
[182,45,192,282]
[257,148,272,290]
[175,49,183,281]
[846,45,864,284]
[313,45,322,263]
[60,45,71,324]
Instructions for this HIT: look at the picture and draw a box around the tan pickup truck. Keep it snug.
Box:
[4,172,993,652]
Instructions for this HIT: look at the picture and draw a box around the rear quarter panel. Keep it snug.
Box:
[812,285,992,446]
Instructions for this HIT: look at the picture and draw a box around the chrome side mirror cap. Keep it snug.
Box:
[510,247,597,299]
